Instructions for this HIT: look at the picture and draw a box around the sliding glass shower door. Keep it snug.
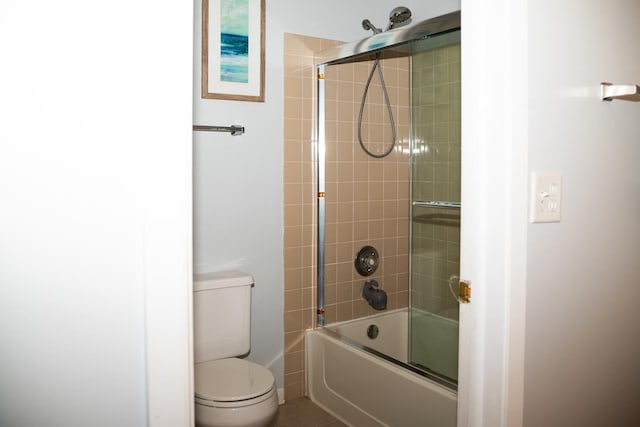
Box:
[408,31,461,382]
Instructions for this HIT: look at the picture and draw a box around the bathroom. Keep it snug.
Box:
[193,0,462,406]
[2,0,640,427]
[194,0,640,425]
[194,5,463,423]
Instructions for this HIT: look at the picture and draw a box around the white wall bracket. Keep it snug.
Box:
[601,82,640,102]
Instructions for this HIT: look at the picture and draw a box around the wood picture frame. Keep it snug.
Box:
[202,0,265,102]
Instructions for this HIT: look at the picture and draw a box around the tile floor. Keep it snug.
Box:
[269,397,347,427]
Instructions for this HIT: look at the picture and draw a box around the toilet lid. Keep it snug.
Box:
[195,358,275,402]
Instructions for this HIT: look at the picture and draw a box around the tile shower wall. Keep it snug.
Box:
[322,53,410,323]
[410,42,461,321]
[282,33,410,400]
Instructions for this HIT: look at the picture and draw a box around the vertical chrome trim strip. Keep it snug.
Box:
[316,65,326,327]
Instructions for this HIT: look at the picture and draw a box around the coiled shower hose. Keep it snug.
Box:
[357,52,397,158]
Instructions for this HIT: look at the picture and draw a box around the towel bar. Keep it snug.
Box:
[192,124,245,135]
[413,200,461,210]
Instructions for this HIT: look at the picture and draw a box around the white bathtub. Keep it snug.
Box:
[305,309,457,427]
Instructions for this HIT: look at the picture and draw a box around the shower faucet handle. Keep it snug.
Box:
[355,245,379,276]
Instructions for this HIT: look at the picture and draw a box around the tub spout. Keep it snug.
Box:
[362,280,387,310]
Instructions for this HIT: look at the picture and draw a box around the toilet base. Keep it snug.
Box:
[195,387,278,427]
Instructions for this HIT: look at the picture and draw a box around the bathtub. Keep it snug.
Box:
[305,309,457,426]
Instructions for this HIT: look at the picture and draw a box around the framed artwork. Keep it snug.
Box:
[202,0,265,102]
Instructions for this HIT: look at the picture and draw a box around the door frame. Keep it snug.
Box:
[458,2,528,426]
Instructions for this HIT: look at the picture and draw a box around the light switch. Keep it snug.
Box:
[530,172,562,223]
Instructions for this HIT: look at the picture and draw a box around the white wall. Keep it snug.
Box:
[0,1,193,426]
[193,0,459,391]
[523,0,640,426]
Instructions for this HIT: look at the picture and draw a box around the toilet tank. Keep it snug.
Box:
[193,271,253,364]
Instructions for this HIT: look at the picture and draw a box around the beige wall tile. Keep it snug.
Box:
[284,331,304,353]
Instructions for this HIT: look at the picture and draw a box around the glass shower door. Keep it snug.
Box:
[408,31,461,383]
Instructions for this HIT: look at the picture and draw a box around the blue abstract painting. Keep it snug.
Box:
[220,0,249,83]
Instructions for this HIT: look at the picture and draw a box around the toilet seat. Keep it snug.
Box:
[195,358,275,406]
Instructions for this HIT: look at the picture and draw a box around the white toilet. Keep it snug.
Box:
[194,271,279,427]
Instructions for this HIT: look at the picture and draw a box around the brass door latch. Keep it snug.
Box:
[459,280,471,304]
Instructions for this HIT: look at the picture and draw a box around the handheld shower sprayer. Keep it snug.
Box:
[362,19,381,34]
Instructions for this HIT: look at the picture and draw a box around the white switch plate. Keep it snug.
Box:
[530,171,562,223]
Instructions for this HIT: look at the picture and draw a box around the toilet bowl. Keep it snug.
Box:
[194,358,278,427]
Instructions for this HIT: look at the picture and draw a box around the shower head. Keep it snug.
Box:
[386,6,412,30]
[362,19,382,34]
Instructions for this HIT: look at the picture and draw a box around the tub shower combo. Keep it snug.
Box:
[305,9,462,426]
